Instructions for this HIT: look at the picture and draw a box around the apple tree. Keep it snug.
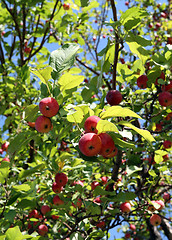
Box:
[0,0,171,239]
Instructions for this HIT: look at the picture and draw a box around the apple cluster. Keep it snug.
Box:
[79,116,118,158]
[35,97,59,133]
[0,141,10,163]
[136,72,172,107]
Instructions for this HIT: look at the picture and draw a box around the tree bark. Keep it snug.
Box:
[146,219,162,240]
[161,218,172,240]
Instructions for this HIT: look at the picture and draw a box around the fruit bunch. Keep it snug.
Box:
[35,97,59,133]
[79,116,118,158]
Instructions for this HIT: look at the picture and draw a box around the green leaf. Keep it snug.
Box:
[30,66,52,95]
[100,106,142,119]
[24,104,39,122]
[5,226,23,240]
[96,120,119,133]
[80,0,89,7]
[58,73,84,92]
[13,184,31,192]
[120,7,148,31]
[118,121,155,144]
[149,169,157,177]
[154,150,168,164]
[4,210,16,223]
[19,164,45,179]
[0,162,10,184]
[8,132,36,158]
[112,135,135,149]
[49,43,79,74]
[126,166,142,176]
[17,199,36,209]
[126,33,151,64]
[117,192,136,201]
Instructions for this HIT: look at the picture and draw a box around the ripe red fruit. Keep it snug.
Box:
[24,47,31,54]
[150,214,161,226]
[105,145,118,158]
[93,196,102,203]
[101,176,108,185]
[52,182,63,193]
[38,224,48,236]
[63,3,70,10]
[51,215,59,220]
[165,112,172,121]
[167,37,172,45]
[55,172,68,187]
[93,36,96,41]
[91,181,100,190]
[73,180,84,187]
[161,12,168,18]
[161,81,172,92]
[53,195,64,205]
[155,123,163,132]
[155,200,165,210]
[1,142,9,151]
[35,115,52,133]
[72,198,82,208]
[120,202,131,213]
[79,133,102,157]
[130,224,136,231]
[29,209,39,218]
[155,22,161,29]
[84,115,101,134]
[98,133,115,157]
[28,122,35,128]
[0,149,3,154]
[137,75,148,89]
[163,140,172,149]
[39,97,59,118]
[96,221,105,229]
[125,1,129,6]
[125,233,131,239]
[2,157,10,162]
[106,90,123,106]
[41,205,51,215]
[158,91,172,107]
[163,192,170,203]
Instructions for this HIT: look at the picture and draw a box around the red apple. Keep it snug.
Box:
[155,200,164,210]
[165,112,172,121]
[28,209,40,218]
[130,224,136,231]
[52,182,63,193]
[51,215,59,220]
[167,37,172,45]
[53,195,64,205]
[35,115,52,133]
[106,90,123,106]
[91,181,100,190]
[1,142,9,151]
[28,122,35,128]
[24,47,31,54]
[158,91,172,107]
[55,172,68,187]
[155,123,163,132]
[125,1,129,6]
[93,196,102,203]
[137,75,148,89]
[150,214,161,226]
[101,176,108,185]
[98,133,115,157]
[105,145,118,158]
[38,224,48,236]
[96,221,105,229]
[72,198,82,208]
[63,3,70,10]
[163,192,170,203]
[84,115,101,134]
[161,81,172,92]
[2,157,10,162]
[125,233,131,239]
[39,97,59,118]
[41,205,51,215]
[120,202,131,213]
[0,149,3,154]
[163,140,172,149]
[79,133,102,157]
[73,180,84,187]
[163,154,169,162]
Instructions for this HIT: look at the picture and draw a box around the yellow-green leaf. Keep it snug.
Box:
[96,120,119,133]
[154,150,168,164]
[118,121,155,144]
[58,73,84,92]
[100,106,142,119]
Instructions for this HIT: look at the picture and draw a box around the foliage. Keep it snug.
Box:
[0,0,171,239]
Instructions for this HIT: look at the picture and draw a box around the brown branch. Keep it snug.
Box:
[24,0,60,64]
[111,149,122,181]
[160,218,172,240]
[9,35,16,61]
[110,0,119,90]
